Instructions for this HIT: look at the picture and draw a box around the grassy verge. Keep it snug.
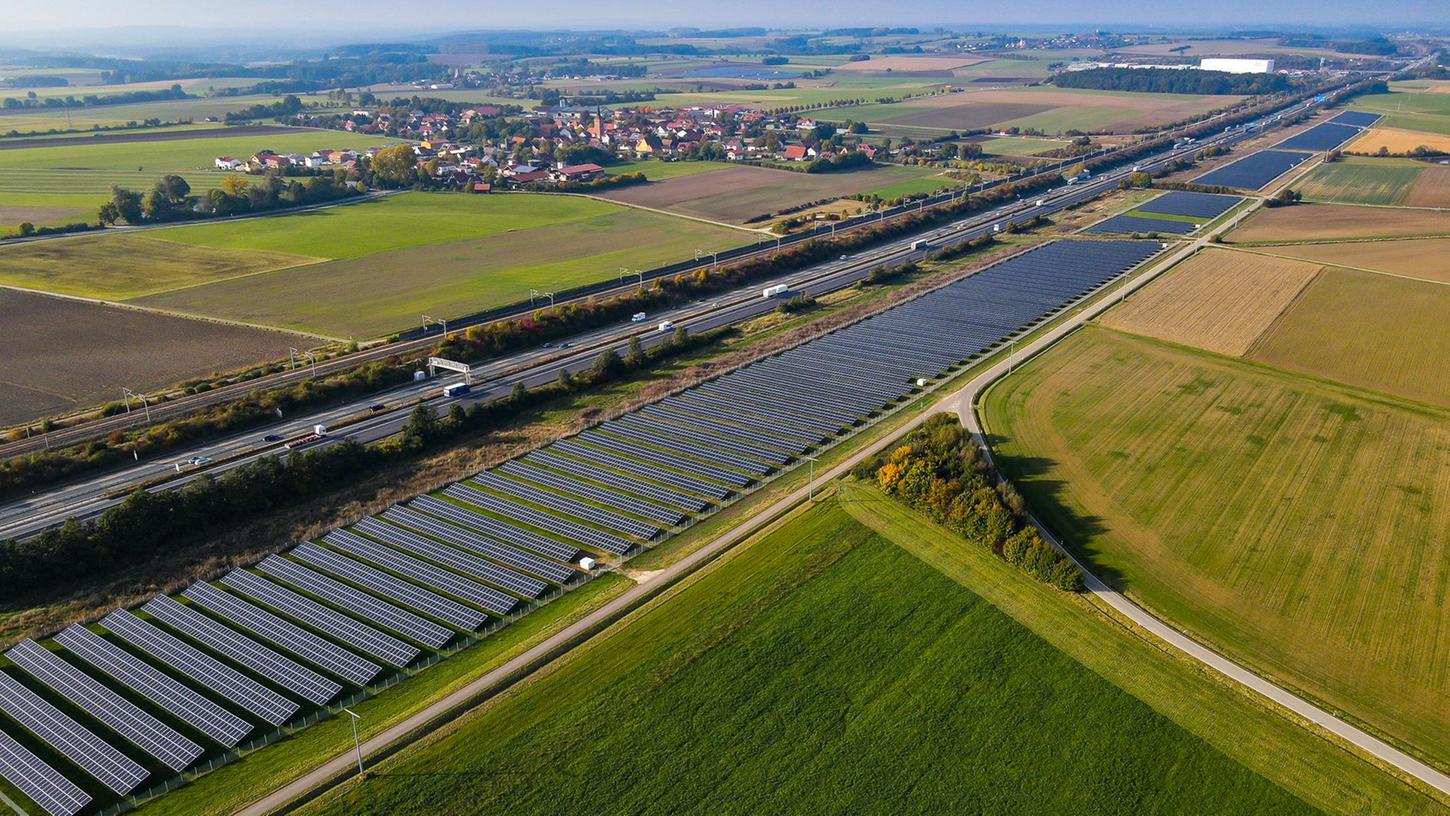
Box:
[131,575,631,816]
[294,497,1326,816]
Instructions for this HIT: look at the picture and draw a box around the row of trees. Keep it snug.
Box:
[0,84,188,110]
[855,414,1084,592]
[1054,67,1292,96]
[99,171,358,225]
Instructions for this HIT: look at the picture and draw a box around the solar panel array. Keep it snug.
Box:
[102,609,300,727]
[290,541,488,631]
[1086,214,1197,235]
[0,728,89,816]
[1195,149,1312,190]
[1135,191,1242,219]
[181,583,382,688]
[141,595,339,707]
[53,625,251,747]
[1275,121,1365,151]
[256,555,453,649]
[219,569,420,668]
[5,641,201,772]
[324,527,519,616]
[0,671,147,795]
[362,509,554,594]
[1329,110,1381,128]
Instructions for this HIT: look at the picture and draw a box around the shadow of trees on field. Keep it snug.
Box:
[983,431,1130,592]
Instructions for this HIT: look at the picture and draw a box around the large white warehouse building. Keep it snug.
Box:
[1200,58,1276,74]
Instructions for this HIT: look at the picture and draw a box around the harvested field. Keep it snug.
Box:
[0,233,315,299]
[1346,126,1450,155]
[598,163,948,223]
[0,204,86,227]
[1227,202,1450,243]
[1407,166,1450,208]
[136,208,744,337]
[0,289,305,425]
[1254,238,1450,284]
[985,325,1450,772]
[1100,248,1321,356]
[1249,266,1450,407]
[1295,157,1421,206]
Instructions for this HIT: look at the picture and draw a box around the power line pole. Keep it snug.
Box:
[343,708,364,775]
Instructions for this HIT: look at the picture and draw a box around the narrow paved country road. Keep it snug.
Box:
[239,198,1449,815]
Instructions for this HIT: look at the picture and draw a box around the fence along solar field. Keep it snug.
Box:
[0,238,1163,816]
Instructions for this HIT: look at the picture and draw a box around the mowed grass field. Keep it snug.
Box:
[599,162,952,223]
[985,325,1450,773]
[1294,156,1425,206]
[1227,202,1450,243]
[1350,85,1450,136]
[297,499,1328,816]
[0,288,307,424]
[128,193,749,337]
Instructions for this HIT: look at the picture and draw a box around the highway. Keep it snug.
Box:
[0,87,1339,542]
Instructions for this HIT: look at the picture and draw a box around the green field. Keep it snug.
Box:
[129,192,749,337]
[0,128,401,214]
[1350,87,1450,136]
[603,159,733,180]
[975,135,1069,156]
[0,93,313,134]
[298,498,1329,816]
[984,325,1450,772]
[1296,156,1423,205]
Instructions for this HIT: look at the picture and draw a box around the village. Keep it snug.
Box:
[214,101,912,192]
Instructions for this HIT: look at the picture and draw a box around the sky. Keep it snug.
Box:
[1,0,1443,42]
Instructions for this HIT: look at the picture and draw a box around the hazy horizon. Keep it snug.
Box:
[1,0,1444,49]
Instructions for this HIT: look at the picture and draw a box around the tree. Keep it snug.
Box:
[221,174,250,198]
[672,325,688,348]
[371,144,418,188]
[108,185,143,224]
[624,336,646,368]
[97,201,120,225]
[509,381,528,403]
[16,222,34,237]
[402,402,438,445]
[590,349,625,381]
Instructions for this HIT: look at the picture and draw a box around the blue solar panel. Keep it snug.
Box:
[1329,110,1380,128]
[1276,121,1364,151]
[1136,191,1241,219]
[1086,215,1196,235]
[1195,149,1312,190]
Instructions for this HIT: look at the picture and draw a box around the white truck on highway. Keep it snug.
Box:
[658,320,675,332]
[909,239,930,251]
[762,284,790,299]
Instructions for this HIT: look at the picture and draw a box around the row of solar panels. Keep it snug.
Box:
[1275,110,1382,152]
[0,490,594,814]
[0,238,1161,816]
[1193,109,1383,191]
